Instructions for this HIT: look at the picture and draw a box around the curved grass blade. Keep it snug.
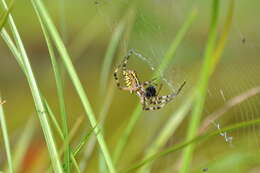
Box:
[99,22,125,96]
[0,98,13,173]
[0,0,64,171]
[30,0,116,172]
[73,124,98,156]
[180,1,234,172]
[138,92,195,173]
[38,13,71,172]
[0,0,14,32]
[140,2,235,168]
[122,118,260,173]
[113,9,197,165]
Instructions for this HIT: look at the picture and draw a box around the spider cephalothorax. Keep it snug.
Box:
[113,49,186,111]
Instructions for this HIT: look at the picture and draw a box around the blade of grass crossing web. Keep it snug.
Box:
[123,118,260,173]
[30,0,116,172]
[180,1,221,172]
[210,0,234,75]
[113,9,197,165]
[99,22,125,96]
[38,13,71,172]
[0,0,63,172]
[98,22,125,173]
[138,93,195,173]
[142,10,236,165]
[0,98,13,173]
[154,9,197,77]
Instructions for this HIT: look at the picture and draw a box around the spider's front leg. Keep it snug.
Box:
[113,50,135,89]
[157,81,186,100]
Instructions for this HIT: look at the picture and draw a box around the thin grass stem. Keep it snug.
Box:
[30,0,115,172]
[0,98,13,173]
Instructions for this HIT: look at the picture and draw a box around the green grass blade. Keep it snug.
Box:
[44,100,83,173]
[122,118,260,173]
[180,1,220,171]
[155,8,197,77]
[0,0,14,32]
[180,1,234,172]
[0,98,13,173]
[44,99,64,138]
[98,21,125,172]
[30,0,116,172]
[141,11,237,166]
[79,82,116,171]
[113,9,197,165]
[210,0,235,75]
[0,29,24,71]
[139,92,195,173]
[37,11,70,172]
[100,22,125,96]
[73,125,98,156]
[0,0,63,171]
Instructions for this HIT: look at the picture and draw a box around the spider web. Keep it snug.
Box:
[75,0,260,171]
[95,0,260,147]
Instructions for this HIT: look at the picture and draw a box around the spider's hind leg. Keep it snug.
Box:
[143,103,167,111]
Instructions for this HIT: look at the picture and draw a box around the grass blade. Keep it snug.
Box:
[122,118,260,173]
[180,1,220,171]
[38,12,71,172]
[180,1,234,172]
[0,0,14,31]
[140,10,236,166]
[73,125,98,157]
[99,22,125,96]
[44,101,84,173]
[113,9,197,165]
[98,21,125,172]
[138,92,195,172]
[0,0,63,171]
[30,0,116,172]
[0,98,13,173]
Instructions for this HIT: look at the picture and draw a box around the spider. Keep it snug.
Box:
[113,49,186,111]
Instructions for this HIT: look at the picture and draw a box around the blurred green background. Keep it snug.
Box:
[0,0,260,172]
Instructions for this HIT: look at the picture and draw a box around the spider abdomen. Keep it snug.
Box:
[123,70,140,89]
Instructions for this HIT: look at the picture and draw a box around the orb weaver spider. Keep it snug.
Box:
[113,49,186,111]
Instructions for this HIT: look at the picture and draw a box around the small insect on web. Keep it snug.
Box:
[113,49,186,111]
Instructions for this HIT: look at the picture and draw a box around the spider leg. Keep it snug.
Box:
[143,81,186,111]
[157,81,186,100]
[142,96,167,111]
[143,102,167,111]
[156,84,163,96]
[113,49,135,89]
[142,77,158,86]
[122,49,134,70]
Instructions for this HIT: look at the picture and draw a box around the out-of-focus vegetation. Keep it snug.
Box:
[0,0,260,173]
